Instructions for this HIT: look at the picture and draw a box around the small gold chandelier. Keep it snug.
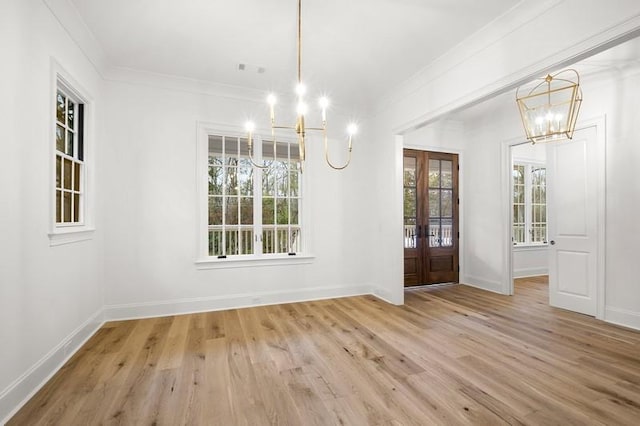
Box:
[516,69,583,144]
[244,0,357,171]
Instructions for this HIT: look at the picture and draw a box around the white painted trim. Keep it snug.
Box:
[513,267,549,279]
[0,309,104,424]
[604,306,640,332]
[513,244,548,251]
[461,276,504,294]
[48,228,95,246]
[390,134,405,305]
[595,117,607,321]
[501,135,526,295]
[104,285,377,321]
[195,254,315,269]
[372,286,402,305]
[502,117,606,318]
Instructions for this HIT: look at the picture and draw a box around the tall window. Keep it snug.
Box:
[208,134,301,257]
[513,162,547,245]
[55,86,84,225]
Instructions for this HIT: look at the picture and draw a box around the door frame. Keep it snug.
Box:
[500,116,606,320]
[403,143,465,287]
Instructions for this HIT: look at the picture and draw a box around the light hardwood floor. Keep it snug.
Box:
[9,277,640,425]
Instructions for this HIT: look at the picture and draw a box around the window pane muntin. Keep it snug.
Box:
[55,85,85,225]
[237,167,253,196]
[441,160,453,189]
[209,165,223,195]
[63,192,72,222]
[290,198,299,225]
[441,190,453,218]
[56,125,65,152]
[428,190,440,218]
[56,92,66,124]
[428,159,440,188]
[209,197,223,225]
[404,188,416,218]
[513,163,547,245]
[403,157,416,187]
[262,197,275,225]
[240,197,253,225]
[207,133,301,257]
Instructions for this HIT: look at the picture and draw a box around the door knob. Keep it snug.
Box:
[550,240,556,245]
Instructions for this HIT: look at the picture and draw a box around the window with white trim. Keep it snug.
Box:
[207,134,302,257]
[55,85,85,225]
[513,162,547,245]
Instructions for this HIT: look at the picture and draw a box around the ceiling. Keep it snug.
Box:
[448,35,640,124]
[70,0,520,112]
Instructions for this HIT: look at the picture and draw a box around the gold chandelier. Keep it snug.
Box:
[516,69,583,144]
[244,0,357,171]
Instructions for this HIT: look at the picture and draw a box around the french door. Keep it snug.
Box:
[403,150,459,286]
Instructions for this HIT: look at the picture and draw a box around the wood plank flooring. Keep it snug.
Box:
[9,276,640,425]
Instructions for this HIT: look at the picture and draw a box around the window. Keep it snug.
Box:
[513,162,547,245]
[55,87,84,225]
[49,66,94,246]
[207,134,302,258]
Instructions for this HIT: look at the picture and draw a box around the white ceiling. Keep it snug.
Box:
[447,35,640,124]
[70,0,520,111]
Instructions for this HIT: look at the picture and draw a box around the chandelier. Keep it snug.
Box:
[244,0,357,171]
[516,69,583,144]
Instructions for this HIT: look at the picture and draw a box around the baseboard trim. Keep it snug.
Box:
[461,275,505,294]
[605,306,640,331]
[0,309,105,424]
[372,287,403,305]
[104,285,376,321]
[513,267,549,279]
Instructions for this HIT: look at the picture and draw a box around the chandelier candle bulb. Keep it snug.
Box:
[319,97,329,123]
[267,94,276,121]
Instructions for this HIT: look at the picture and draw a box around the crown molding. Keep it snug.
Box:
[376,0,564,117]
[41,0,109,76]
[102,66,270,104]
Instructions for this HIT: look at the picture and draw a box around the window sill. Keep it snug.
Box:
[48,227,95,246]
[513,244,548,251]
[195,254,315,270]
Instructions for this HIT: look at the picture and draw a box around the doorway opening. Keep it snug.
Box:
[511,142,550,301]
[403,149,459,286]
[504,121,605,319]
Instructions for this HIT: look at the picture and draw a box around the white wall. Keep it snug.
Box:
[368,0,640,314]
[101,77,375,318]
[0,0,105,421]
[456,65,640,328]
[513,247,548,278]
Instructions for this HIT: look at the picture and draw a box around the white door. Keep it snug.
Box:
[547,126,598,316]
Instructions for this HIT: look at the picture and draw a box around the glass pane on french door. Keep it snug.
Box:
[403,156,417,248]
[428,159,454,247]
